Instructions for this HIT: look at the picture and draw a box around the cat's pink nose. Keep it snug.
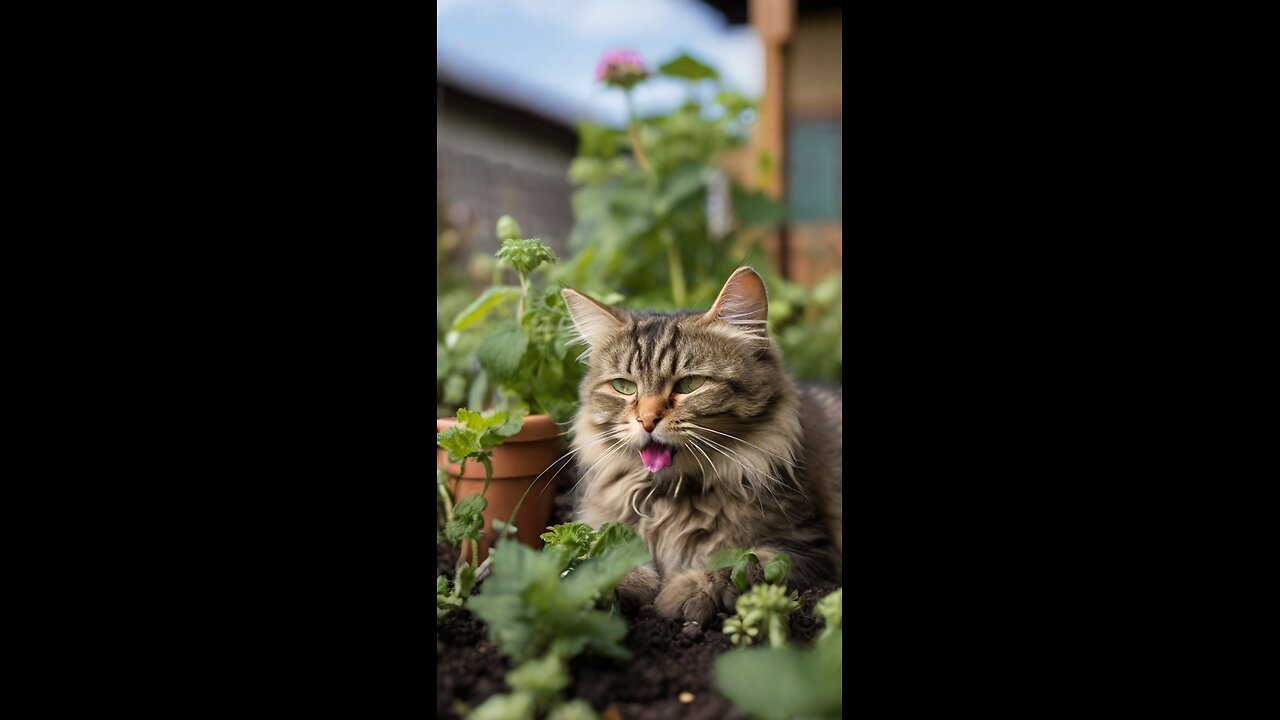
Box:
[637,416,659,433]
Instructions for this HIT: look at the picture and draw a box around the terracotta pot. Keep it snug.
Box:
[436,414,562,563]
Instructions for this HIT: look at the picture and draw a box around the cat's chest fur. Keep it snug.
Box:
[598,474,749,574]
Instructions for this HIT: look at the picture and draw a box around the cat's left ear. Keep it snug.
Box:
[705,266,768,339]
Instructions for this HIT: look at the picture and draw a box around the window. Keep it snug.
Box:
[787,119,842,221]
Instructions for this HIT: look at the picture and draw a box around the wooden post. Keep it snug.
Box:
[750,0,793,277]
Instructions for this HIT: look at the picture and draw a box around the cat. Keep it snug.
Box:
[561,267,842,624]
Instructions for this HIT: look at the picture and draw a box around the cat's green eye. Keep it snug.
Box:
[610,379,637,395]
[673,376,705,394]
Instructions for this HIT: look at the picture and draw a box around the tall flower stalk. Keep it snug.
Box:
[597,49,685,305]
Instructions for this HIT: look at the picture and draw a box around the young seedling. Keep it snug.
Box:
[436,407,527,621]
[815,588,842,640]
[707,547,760,594]
[708,547,793,593]
[540,521,640,575]
[468,533,650,665]
[723,583,801,648]
[437,406,527,568]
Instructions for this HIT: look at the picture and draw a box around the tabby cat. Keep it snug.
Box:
[562,267,842,624]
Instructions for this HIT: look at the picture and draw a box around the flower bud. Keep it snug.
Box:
[595,50,648,89]
[496,215,523,241]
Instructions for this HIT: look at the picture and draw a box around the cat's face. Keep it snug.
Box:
[563,268,785,481]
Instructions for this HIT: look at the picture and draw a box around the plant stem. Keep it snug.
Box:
[625,90,654,176]
[517,273,528,322]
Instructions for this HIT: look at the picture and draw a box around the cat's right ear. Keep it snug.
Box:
[562,289,623,357]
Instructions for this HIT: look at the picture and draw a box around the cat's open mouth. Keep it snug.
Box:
[640,441,675,473]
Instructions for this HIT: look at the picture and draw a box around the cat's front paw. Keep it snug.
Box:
[615,564,660,614]
[654,569,738,624]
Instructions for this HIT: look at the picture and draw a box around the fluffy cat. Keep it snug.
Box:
[562,267,842,624]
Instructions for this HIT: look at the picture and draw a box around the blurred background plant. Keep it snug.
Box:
[438,1,842,421]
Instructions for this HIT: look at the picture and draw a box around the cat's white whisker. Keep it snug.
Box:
[687,438,719,481]
[689,429,804,497]
[689,431,795,519]
[568,437,630,496]
[681,435,709,480]
[534,430,627,499]
[685,422,804,469]
[673,474,683,500]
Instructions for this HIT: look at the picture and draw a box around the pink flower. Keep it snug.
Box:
[595,49,648,88]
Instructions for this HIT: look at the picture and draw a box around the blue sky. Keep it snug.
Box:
[437,0,763,127]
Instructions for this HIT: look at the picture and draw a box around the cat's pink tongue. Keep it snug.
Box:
[640,442,672,473]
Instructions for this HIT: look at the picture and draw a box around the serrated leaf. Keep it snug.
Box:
[445,493,487,545]
[587,522,638,558]
[540,522,597,560]
[496,238,557,277]
[452,287,520,332]
[469,538,646,665]
[436,424,481,463]
[478,329,528,384]
[562,536,650,607]
[658,53,719,80]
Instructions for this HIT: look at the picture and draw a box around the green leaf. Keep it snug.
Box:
[546,699,600,720]
[763,552,793,584]
[815,588,842,639]
[436,425,479,464]
[575,120,623,159]
[496,238,558,278]
[438,407,527,463]
[467,692,536,720]
[714,631,842,720]
[561,536,650,607]
[540,522,597,561]
[445,493,487,545]
[658,53,719,80]
[714,90,755,115]
[587,522,638,558]
[732,185,788,229]
[452,287,520,332]
[469,538,647,665]
[456,562,477,598]
[478,329,528,384]
[506,655,569,698]
[655,164,705,217]
[708,547,758,594]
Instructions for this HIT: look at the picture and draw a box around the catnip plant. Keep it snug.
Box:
[464,525,650,720]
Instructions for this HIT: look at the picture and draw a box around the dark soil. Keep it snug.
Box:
[437,476,839,719]
[438,537,839,720]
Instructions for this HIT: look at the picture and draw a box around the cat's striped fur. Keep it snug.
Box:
[562,267,842,623]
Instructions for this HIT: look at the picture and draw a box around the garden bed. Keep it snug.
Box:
[437,505,840,720]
